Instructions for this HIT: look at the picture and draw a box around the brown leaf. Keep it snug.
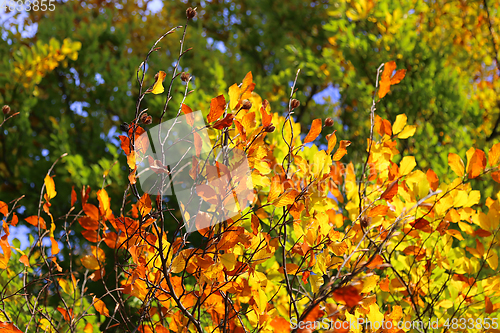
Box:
[381,180,398,200]
[332,286,362,307]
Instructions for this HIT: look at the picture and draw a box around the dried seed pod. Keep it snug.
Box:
[143,115,153,125]
[325,117,334,127]
[180,72,191,82]
[290,98,300,110]
[186,7,197,19]
[360,216,372,229]
[120,123,129,132]
[242,100,252,110]
[264,124,275,133]
[2,105,10,115]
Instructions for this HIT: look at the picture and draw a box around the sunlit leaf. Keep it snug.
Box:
[448,153,465,177]
[147,70,166,94]
[208,95,226,123]
[44,174,57,200]
[392,114,407,135]
[304,119,322,143]
[93,297,110,317]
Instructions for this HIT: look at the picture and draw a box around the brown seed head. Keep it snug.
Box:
[2,105,10,115]
[262,99,269,110]
[120,123,129,132]
[325,117,334,127]
[140,113,153,125]
[264,124,275,133]
[186,7,197,19]
[180,72,191,82]
[242,100,252,110]
[290,99,300,110]
[360,216,372,229]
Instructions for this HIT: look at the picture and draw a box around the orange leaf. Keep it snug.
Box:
[251,214,259,235]
[208,95,226,123]
[212,113,234,129]
[381,180,398,200]
[146,70,166,94]
[485,296,494,314]
[83,204,99,220]
[51,237,60,256]
[0,322,23,333]
[19,255,30,267]
[303,119,322,144]
[390,69,407,85]
[326,130,337,154]
[84,323,93,333]
[119,135,131,155]
[181,103,194,126]
[366,254,384,269]
[410,218,432,232]
[492,171,500,183]
[137,193,152,216]
[11,213,18,226]
[25,216,46,229]
[240,71,255,99]
[488,143,500,166]
[268,175,283,203]
[332,285,361,307]
[332,140,351,161]
[128,165,137,185]
[57,307,73,322]
[0,201,7,217]
[260,103,272,127]
[82,230,100,243]
[426,169,439,191]
[270,317,291,333]
[93,297,110,317]
[380,276,390,292]
[196,184,218,204]
[79,217,99,230]
[367,205,388,217]
[275,189,298,207]
[193,132,203,157]
[466,148,486,179]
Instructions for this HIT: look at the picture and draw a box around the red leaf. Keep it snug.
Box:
[212,113,234,129]
[303,119,322,144]
[208,95,226,123]
[119,135,131,155]
[0,201,7,217]
[181,103,194,126]
[410,218,432,232]
[82,230,100,243]
[71,186,77,206]
[83,204,99,220]
[260,103,272,127]
[332,286,362,307]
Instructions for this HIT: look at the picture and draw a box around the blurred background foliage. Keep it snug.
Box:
[1,0,499,226]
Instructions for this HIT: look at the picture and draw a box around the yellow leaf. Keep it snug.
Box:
[309,274,323,294]
[147,70,166,94]
[93,297,110,317]
[127,151,136,169]
[44,174,57,200]
[228,83,240,110]
[399,156,416,176]
[367,303,385,327]
[171,254,186,274]
[448,153,465,177]
[487,252,498,270]
[97,189,112,219]
[81,255,100,270]
[220,253,236,271]
[268,176,283,203]
[274,189,297,207]
[397,125,416,139]
[392,114,407,135]
[303,119,322,143]
[361,275,379,293]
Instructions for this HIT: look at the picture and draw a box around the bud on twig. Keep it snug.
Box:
[325,117,334,127]
[242,100,252,110]
[264,124,275,133]
[180,72,191,82]
[186,7,197,20]
[290,99,300,110]
[2,105,10,115]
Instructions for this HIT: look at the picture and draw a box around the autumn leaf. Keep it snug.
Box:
[137,193,152,216]
[146,70,166,94]
[0,322,23,333]
[19,255,30,267]
[488,143,500,166]
[93,297,110,317]
[208,95,226,123]
[381,180,398,200]
[260,103,272,127]
[81,255,100,270]
[392,114,407,135]
[326,130,337,154]
[466,148,486,179]
[0,201,7,217]
[25,216,46,229]
[303,119,322,143]
[57,307,73,322]
[448,153,465,177]
[378,61,406,99]
[332,140,351,161]
[367,205,388,217]
[181,103,194,126]
[212,113,234,129]
[426,169,439,191]
[71,186,77,206]
[332,285,362,307]
[44,174,57,200]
